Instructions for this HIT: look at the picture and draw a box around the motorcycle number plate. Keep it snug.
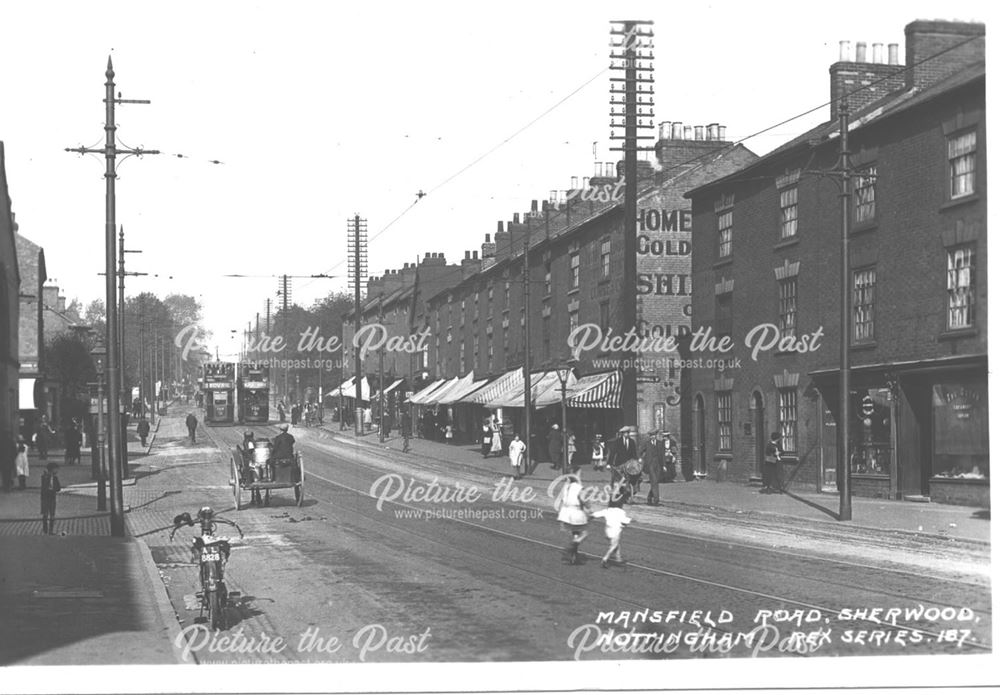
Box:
[201,550,222,562]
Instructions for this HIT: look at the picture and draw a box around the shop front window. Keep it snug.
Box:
[932,380,989,480]
[849,388,892,476]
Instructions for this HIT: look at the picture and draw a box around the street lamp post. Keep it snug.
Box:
[556,360,577,475]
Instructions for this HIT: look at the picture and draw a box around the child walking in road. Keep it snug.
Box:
[592,491,633,568]
[556,466,590,565]
[40,461,61,535]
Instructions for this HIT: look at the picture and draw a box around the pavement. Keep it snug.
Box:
[0,407,184,665]
[318,421,993,545]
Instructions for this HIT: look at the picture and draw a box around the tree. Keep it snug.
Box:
[44,333,97,425]
[84,299,106,337]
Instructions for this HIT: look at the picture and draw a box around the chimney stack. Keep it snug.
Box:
[904,20,985,91]
[829,35,907,120]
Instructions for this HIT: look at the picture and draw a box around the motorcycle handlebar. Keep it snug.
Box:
[169,511,244,539]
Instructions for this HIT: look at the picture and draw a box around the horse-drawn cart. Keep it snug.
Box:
[230,439,305,510]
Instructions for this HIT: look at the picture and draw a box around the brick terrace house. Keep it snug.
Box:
[0,143,20,443]
[683,20,986,505]
[416,128,755,450]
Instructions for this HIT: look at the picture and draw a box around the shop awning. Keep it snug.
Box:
[371,378,405,402]
[439,377,490,405]
[485,370,579,408]
[463,368,523,405]
[420,376,460,405]
[567,371,621,408]
[18,378,39,410]
[425,372,473,405]
[407,379,445,404]
[326,376,371,402]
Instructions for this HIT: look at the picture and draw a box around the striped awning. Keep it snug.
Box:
[419,376,461,405]
[463,368,523,404]
[407,379,445,405]
[371,378,405,402]
[430,372,476,405]
[439,377,490,405]
[532,370,580,407]
[567,371,620,408]
[326,376,371,402]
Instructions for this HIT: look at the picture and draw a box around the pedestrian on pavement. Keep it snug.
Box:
[64,419,83,466]
[400,410,412,453]
[762,432,785,493]
[363,407,372,433]
[663,431,678,483]
[137,416,151,447]
[15,440,29,489]
[508,433,526,479]
[34,418,54,461]
[591,434,606,471]
[592,492,633,568]
[185,413,198,444]
[547,423,563,470]
[640,429,665,506]
[489,416,502,457]
[606,426,638,485]
[480,418,493,458]
[1,429,15,493]
[556,465,590,564]
[277,401,286,423]
[566,430,577,468]
[40,461,61,535]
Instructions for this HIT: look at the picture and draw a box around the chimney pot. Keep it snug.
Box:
[593,162,603,177]
[839,40,851,61]
[888,43,899,65]
[570,176,579,190]
[531,200,538,212]
[718,125,727,141]
[513,212,520,224]
[707,123,719,140]
[683,125,692,140]
[671,122,683,139]
[856,41,867,63]
[485,233,491,242]
[605,162,614,177]
[694,125,704,140]
[424,252,431,259]
[496,221,504,233]
[873,42,884,63]
[473,250,478,259]
[658,121,670,139]
[464,251,470,260]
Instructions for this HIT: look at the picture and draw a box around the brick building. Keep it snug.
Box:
[0,143,19,444]
[684,20,987,505]
[414,129,755,450]
[14,229,50,433]
[339,253,461,420]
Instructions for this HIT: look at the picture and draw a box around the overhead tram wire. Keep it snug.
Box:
[298,64,611,293]
[304,34,981,288]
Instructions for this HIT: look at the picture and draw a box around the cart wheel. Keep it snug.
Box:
[295,453,305,506]
[231,454,242,511]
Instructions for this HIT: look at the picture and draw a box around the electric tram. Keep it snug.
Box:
[237,362,270,424]
[203,362,236,425]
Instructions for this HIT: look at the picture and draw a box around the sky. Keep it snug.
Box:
[0,0,992,359]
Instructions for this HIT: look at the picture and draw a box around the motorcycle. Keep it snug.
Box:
[170,506,244,630]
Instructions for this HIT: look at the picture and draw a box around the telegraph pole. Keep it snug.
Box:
[347,215,368,435]
[837,99,853,521]
[280,274,290,402]
[65,58,158,537]
[609,20,655,430]
[118,225,142,477]
[521,216,532,469]
[378,295,386,443]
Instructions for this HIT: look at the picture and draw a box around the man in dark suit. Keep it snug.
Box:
[641,430,666,506]
[606,426,638,496]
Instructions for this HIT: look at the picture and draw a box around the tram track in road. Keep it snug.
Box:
[203,424,992,656]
